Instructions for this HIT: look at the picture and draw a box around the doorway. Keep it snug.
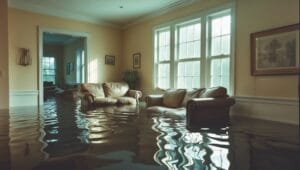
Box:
[39,28,89,105]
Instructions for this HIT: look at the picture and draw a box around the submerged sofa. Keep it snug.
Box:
[80,82,142,109]
[145,87,235,129]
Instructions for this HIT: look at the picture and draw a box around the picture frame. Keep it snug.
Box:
[66,62,71,75]
[105,55,115,65]
[250,23,299,76]
[133,53,141,69]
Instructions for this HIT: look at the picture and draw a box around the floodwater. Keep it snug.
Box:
[0,98,299,170]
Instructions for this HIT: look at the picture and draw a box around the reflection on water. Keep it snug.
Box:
[42,98,89,157]
[1,98,299,170]
[152,116,230,170]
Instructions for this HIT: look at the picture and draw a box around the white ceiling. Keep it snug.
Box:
[8,0,197,28]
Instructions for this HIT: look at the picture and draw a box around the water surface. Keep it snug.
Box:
[1,98,299,170]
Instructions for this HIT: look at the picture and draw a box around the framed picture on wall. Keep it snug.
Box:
[105,55,115,65]
[250,23,299,76]
[133,53,141,69]
[67,62,71,75]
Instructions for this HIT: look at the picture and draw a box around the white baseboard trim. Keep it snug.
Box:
[231,96,299,125]
[9,90,39,107]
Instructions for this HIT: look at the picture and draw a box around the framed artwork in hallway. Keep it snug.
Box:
[105,55,115,65]
[133,53,141,69]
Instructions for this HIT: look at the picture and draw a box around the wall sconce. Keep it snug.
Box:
[19,48,31,66]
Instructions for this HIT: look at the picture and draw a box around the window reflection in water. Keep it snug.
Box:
[152,116,230,170]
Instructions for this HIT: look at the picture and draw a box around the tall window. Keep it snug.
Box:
[208,13,231,88]
[76,49,85,83]
[154,8,233,93]
[43,57,56,84]
[176,20,201,88]
[155,28,171,89]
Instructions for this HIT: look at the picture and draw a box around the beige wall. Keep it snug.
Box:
[0,0,9,109]
[8,8,123,92]
[235,0,299,98]
[122,0,299,99]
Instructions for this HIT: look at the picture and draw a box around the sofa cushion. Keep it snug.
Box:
[94,97,118,105]
[81,83,105,98]
[181,88,205,106]
[162,89,186,108]
[199,86,227,98]
[115,96,136,105]
[145,106,186,117]
[103,82,129,97]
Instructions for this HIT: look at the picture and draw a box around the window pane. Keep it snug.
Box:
[210,58,230,89]
[221,35,230,55]
[158,30,170,61]
[178,22,201,59]
[194,24,201,41]
[221,16,231,35]
[194,41,200,58]
[211,37,221,56]
[43,57,56,84]
[212,18,221,37]
[158,64,170,89]
[221,58,230,88]
[179,43,187,59]
[187,42,194,58]
[177,61,200,88]
[210,14,231,56]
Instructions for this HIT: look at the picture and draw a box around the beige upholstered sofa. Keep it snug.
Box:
[80,82,142,109]
[145,87,235,128]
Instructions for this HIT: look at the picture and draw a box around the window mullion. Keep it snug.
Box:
[154,32,159,88]
[200,17,207,88]
[170,25,175,88]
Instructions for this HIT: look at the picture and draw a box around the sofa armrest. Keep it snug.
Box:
[79,92,95,107]
[145,95,164,107]
[186,97,235,109]
[127,90,142,99]
[186,97,235,129]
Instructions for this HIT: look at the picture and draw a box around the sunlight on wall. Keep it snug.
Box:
[88,58,98,83]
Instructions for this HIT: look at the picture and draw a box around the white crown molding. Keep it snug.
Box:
[8,0,121,29]
[122,0,197,29]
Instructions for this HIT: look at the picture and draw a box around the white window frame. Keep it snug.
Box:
[206,9,233,93]
[154,27,172,89]
[175,19,201,88]
[153,3,235,95]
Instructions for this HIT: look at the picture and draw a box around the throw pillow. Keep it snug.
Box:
[163,89,186,108]
[81,83,105,97]
[200,86,227,98]
[103,82,129,97]
[181,88,205,106]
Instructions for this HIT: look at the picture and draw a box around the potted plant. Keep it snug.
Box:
[123,70,139,89]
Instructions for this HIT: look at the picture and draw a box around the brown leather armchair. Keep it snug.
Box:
[186,97,235,130]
